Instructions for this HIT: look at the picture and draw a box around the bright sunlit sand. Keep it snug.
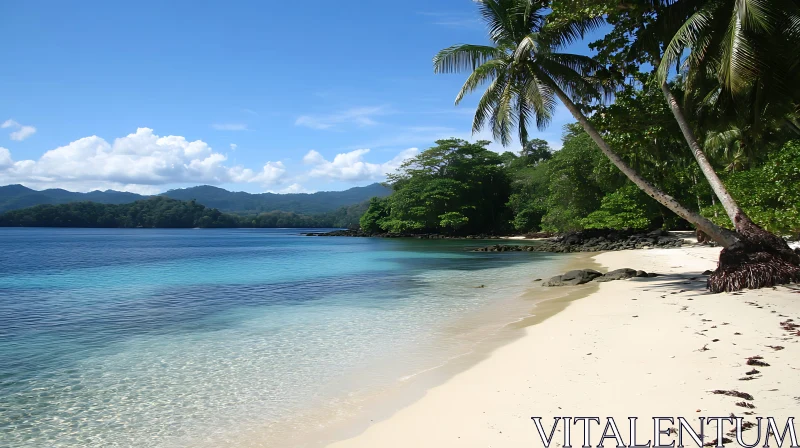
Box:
[326,245,800,448]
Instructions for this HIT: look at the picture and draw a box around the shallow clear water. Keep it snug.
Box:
[0,228,568,447]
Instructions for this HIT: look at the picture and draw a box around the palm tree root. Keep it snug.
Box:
[708,217,800,293]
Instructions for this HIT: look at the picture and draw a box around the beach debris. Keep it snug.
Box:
[744,411,756,415]
[698,344,710,351]
[745,369,760,375]
[712,339,720,342]
[727,421,756,436]
[746,357,770,367]
[533,278,542,281]
[734,332,742,335]
[722,322,730,325]
[704,437,733,447]
[735,401,756,408]
[739,376,757,381]
[780,319,799,332]
[712,390,754,400]
[766,345,784,350]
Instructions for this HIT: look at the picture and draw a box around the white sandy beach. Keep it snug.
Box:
[327,245,800,447]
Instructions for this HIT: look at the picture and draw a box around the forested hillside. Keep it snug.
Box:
[0,196,368,229]
[163,183,389,214]
[0,183,390,214]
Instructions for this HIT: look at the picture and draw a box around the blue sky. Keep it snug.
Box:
[0,0,598,194]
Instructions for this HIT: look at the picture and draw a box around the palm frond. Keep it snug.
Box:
[490,76,517,145]
[521,73,556,131]
[477,0,518,43]
[433,44,505,74]
[472,74,507,134]
[455,58,509,105]
[717,10,759,92]
[542,14,607,49]
[512,33,540,63]
[737,0,774,32]
[657,7,715,83]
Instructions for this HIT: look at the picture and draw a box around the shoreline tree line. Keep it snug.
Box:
[423,0,800,292]
[0,196,367,229]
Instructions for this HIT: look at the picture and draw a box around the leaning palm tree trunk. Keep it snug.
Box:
[659,82,800,292]
[550,83,739,247]
[660,82,751,226]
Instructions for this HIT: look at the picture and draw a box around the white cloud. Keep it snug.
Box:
[230,143,238,151]
[295,106,388,130]
[302,147,418,181]
[212,123,248,131]
[0,128,285,192]
[279,183,309,194]
[0,147,12,168]
[2,119,37,141]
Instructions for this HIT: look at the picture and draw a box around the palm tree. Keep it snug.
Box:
[434,0,738,247]
[652,0,800,290]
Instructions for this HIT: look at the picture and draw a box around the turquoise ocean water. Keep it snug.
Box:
[0,228,569,447]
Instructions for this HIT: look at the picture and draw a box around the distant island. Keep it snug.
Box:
[0,196,366,229]
[0,183,391,215]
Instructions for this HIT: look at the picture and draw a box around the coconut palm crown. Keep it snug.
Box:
[433,0,607,146]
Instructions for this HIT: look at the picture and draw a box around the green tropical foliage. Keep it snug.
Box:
[361,139,511,234]
[0,196,370,229]
[703,140,800,237]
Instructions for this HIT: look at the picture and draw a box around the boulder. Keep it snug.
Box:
[543,269,603,286]
[599,268,638,281]
[635,270,649,277]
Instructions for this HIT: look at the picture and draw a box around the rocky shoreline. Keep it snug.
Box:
[303,228,685,253]
[472,228,683,253]
[541,267,660,287]
[302,229,508,239]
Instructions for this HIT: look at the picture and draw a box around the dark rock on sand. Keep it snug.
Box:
[543,269,603,287]
[474,229,683,254]
[547,267,657,286]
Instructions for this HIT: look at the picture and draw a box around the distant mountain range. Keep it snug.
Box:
[0,183,391,215]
